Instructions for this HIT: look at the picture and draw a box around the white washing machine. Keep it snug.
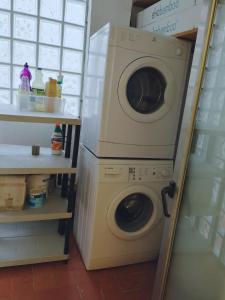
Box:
[81,23,191,159]
[73,145,173,270]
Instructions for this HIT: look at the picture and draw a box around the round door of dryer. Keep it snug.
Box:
[107,185,163,240]
[118,57,176,123]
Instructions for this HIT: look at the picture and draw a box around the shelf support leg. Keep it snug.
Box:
[69,125,81,221]
[64,219,70,255]
[61,125,72,198]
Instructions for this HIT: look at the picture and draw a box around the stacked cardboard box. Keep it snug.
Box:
[137,0,204,35]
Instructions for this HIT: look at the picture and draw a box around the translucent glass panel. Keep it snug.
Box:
[0,90,10,104]
[0,38,10,63]
[164,2,225,300]
[213,233,223,257]
[13,41,36,66]
[63,95,80,115]
[0,0,11,10]
[14,14,37,41]
[13,66,23,89]
[218,211,225,236]
[40,0,63,21]
[38,45,60,70]
[62,49,83,73]
[39,20,62,46]
[0,65,10,88]
[65,0,86,26]
[64,25,84,50]
[14,0,37,15]
[0,11,10,37]
[62,73,81,95]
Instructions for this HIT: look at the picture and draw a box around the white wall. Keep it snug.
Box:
[90,0,132,35]
[0,121,53,147]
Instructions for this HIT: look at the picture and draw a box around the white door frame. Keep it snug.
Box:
[151,1,218,299]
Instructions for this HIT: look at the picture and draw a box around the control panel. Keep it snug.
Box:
[99,164,173,183]
[128,165,173,182]
[100,165,128,183]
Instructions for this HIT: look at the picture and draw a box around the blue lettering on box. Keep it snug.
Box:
[152,0,179,20]
[152,20,177,34]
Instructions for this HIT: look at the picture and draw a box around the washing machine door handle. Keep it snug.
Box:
[161,181,176,218]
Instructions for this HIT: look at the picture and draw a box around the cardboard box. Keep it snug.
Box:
[141,5,201,35]
[137,0,197,28]
[0,176,26,211]
[137,0,204,35]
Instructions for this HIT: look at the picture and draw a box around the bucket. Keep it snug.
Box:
[27,175,49,208]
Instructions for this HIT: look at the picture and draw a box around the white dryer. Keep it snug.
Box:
[81,23,191,159]
[73,145,173,270]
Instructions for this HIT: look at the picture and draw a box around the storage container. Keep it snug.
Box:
[27,175,49,208]
[0,176,26,211]
[16,94,65,113]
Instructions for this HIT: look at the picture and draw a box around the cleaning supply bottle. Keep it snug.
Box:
[56,75,63,98]
[19,62,32,94]
[51,123,63,155]
[32,68,45,96]
[19,76,30,94]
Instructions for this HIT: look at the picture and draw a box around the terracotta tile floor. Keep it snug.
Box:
[0,237,157,300]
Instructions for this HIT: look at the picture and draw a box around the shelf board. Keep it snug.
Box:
[0,221,68,267]
[0,234,67,267]
[0,144,76,174]
[0,104,81,125]
[0,190,71,223]
[175,28,198,42]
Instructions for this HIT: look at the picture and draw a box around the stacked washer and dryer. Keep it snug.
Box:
[73,23,191,270]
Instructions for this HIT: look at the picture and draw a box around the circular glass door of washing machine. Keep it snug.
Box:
[107,185,163,240]
[118,57,176,123]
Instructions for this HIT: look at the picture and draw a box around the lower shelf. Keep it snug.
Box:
[0,189,71,223]
[0,220,68,267]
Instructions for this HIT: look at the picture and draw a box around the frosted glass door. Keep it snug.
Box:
[164,2,225,299]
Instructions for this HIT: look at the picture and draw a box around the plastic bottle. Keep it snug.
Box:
[19,62,32,94]
[32,68,45,96]
[56,75,63,98]
[51,123,63,155]
[19,77,30,94]
[44,77,51,96]
[47,78,57,97]
[46,78,57,112]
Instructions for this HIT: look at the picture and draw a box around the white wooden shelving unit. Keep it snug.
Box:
[0,104,81,267]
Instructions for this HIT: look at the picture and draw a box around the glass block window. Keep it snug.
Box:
[0,0,87,115]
